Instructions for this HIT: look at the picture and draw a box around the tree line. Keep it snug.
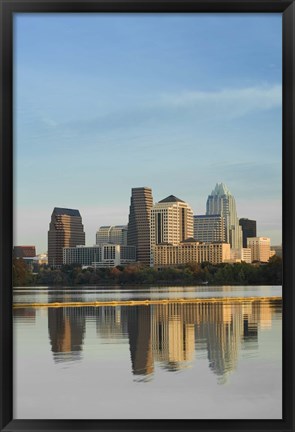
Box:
[13,255,282,287]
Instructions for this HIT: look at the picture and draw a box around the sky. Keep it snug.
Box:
[14,13,282,254]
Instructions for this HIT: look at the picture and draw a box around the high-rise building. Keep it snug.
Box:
[193,215,226,243]
[96,225,128,245]
[150,195,194,266]
[48,207,85,267]
[239,218,257,248]
[206,183,242,249]
[127,187,153,266]
[151,195,193,246]
[247,237,271,263]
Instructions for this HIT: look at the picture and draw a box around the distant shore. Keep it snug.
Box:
[13,281,283,289]
[13,256,282,288]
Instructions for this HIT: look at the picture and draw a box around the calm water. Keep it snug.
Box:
[13,285,282,419]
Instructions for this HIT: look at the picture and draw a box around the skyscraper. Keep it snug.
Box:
[206,183,242,249]
[48,207,85,267]
[150,195,194,266]
[127,187,153,266]
[239,218,257,248]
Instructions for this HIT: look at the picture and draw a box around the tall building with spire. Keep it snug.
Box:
[127,187,153,266]
[48,207,85,267]
[206,183,242,249]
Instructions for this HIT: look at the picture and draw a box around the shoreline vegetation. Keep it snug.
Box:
[13,256,282,287]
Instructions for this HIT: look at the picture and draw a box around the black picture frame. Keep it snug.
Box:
[0,1,294,431]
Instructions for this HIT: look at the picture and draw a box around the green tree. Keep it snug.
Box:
[12,258,34,286]
[263,256,282,284]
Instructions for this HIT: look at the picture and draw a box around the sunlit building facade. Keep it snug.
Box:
[127,187,153,266]
[153,240,230,269]
[229,248,252,264]
[206,183,242,250]
[247,237,271,263]
[48,208,85,267]
[150,195,194,266]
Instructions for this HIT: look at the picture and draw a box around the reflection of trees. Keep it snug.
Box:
[44,298,280,383]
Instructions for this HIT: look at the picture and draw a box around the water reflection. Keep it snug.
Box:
[128,306,154,377]
[48,308,86,363]
[13,307,36,323]
[36,298,282,382]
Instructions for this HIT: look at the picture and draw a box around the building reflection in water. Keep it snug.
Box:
[14,307,36,323]
[48,308,86,363]
[45,299,280,382]
[127,306,154,377]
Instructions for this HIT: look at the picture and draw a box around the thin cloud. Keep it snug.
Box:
[16,84,282,145]
[68,83,282,131]
[158,84,282,119]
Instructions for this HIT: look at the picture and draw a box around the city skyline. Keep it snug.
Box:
[15,183,280,255]
[14,13,282,253]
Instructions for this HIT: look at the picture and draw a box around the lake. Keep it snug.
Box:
[13,285,282,419]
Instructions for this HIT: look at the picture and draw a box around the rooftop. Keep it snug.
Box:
[53,207,81,217]
[210,183,231,196]
[159,195,185,203]
[194,214,222,218]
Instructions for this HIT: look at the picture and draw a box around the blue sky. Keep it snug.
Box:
[14,13,282,253]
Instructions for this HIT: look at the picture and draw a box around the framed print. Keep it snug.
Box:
[1,0,294,431]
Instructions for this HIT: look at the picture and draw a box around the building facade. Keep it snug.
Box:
[35,253,48,265]
[247,237,271,263]
[63,244,136,268]
[206,183,242,250]
[96,225,128,245]
[193,214,226,243]
[228,248,252,264]
[13,246,36,258]
[48,207,85,267]
[150,195,193,249]
[153,240,230,269]
[127,187,153,266]
[239,218,257,248]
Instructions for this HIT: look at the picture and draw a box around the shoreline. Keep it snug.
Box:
[13,282,283,289]
[13,295,282,309]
